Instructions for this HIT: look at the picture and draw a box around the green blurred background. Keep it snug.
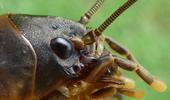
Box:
[0,0,169,100]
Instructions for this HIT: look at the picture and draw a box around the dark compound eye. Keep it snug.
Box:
[50,37,73,59]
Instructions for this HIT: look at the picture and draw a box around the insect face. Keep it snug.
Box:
[57,0,167,99]
[0,0,167,100]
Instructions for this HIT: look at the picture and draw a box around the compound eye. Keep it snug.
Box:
[50,37,73,59]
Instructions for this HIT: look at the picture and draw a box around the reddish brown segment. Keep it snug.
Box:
[105,37,129,56]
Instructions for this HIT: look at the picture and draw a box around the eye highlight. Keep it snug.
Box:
[50,37,73,59]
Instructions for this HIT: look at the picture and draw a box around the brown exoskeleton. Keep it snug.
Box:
[0,0,166,100]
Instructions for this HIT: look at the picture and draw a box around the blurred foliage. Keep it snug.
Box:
[0,0,169,100]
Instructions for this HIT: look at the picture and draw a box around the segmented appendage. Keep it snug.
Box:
[80,0,104,24]
[85,0,104,19]
[96,0,137,34]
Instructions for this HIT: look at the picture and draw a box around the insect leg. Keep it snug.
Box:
[81,55,135,99]
[85,55,113,82]
[90,87,116,99]
[105,36,167,92]
[85,55,135,89]
[67,80,118,99]
[113,56,167,92]
[79,0,105,25]
[105,37,137,62]
[85,81,119,99]
[100,64,136,89]
[99,76,135,90]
